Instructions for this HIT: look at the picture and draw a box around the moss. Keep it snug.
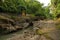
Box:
[36,29,45,35]
[56,25,60,29]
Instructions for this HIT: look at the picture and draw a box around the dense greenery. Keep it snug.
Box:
[0,0,55,19]
[0,0,42,13]
[51,0,60,18]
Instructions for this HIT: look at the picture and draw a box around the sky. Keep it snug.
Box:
[37,0,51,6]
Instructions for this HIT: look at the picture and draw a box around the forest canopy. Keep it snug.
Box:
[0,0,60,19]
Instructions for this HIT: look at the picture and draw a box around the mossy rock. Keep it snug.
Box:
[56,25,60,30]
[36,29,45,35]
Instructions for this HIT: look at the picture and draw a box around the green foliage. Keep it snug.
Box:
[0,0,52,19]
[0,0,41,13]
[0,0,26,13]
[0,0,44,17]
[44,6,50,19]
[51,0,60,18]
[26,1,43,14]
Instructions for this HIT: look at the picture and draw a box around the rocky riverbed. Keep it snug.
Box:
[0,20,60,40]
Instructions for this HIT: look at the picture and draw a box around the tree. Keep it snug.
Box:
[0,0,43,14]
[51,0,60,18]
